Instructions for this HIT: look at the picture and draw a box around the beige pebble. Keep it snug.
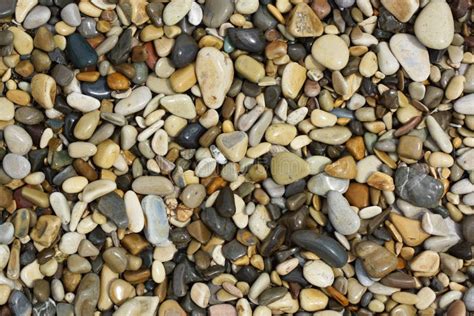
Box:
[62,176,89,194]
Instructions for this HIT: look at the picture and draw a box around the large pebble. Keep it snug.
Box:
[311,35,349,70]
[142,195,170,245]
[390,34,430,82]
[414,0,454,49]
[326,191,361,235]
[196,47,234,109]
[2,153,31,179]
[115,86,152,115]
[4,125,32,155]
[395,166,444,208]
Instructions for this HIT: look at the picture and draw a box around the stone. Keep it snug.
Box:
[93,139,120,169]
[380,0,419,22]
[215,187,236,218]
[281,62,307,99]
[196,47,233,109]
[422,212,449,236]
[2,153,31,179]
[23,5,50,29]
[291,230,348,268]
[324,156,357,179]
[389,34,430,82]
[355,241,398,278]
[66,33,98,69]
[414,0,454,50]
[454,94,474,115]
[141,195,170,245]
[271,152,310,185]
[367,172,395,191]
[201,207,237,241]
[409,250,440,275]
[115,86,152,115]
[74,273,99,316]
[287,3,323,37]
[303,260,334,287]
[108,29,132,65]
[299,288,328,312]
[398,135,423,160]
[235,55,265,83]
[265,123,297,145]
[457,149,474,171]
[171,34,198,68]
[307,173,349,196]
[97,192,128,229]
[464,287,474,311]
[0,0,15,18]
[4,125,33,156]
[132,176,174,196]
[160,94,196,119]
[61,3,81,27]
[326,191,361,235]
[227,28,265,53]
[163,0,192,25]
[31,74,56,110]
[0,97,14,121]
[311,35,349,70]
[426,115,453,153]
[202,0,234,28]
[176,123,207,148]
[395,166,444,208]
[9,290,32,316]
[390,213,430,246]
[180,184,206,208]
[216,131,248,163]
[309,126,352,145]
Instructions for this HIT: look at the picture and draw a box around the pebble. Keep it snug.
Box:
[303,260,334,287]
[454,94,474,115]
[326,191,361,235]
[196,47,234,109]
[287,3,323,38]
[61,3,81,27]
[281,62,307,99]
[171,34,198,68]
[23,5,50,29]
[142,195,170,245]
[380,0,419,22]
[163,0,192,26]
[390,34,430,82]
[203,0,234,28]
[307,173,349,196]
[2,153,31,179]
[271,152,310,185]
[216,131,248,163]
[4,125,33,155]
[309,126,352,145]
[66,33,98,69]
[395,166,444,208]
[227,28,265,53]
[311,35,349,70]
[414,0,454,50]
[9,290,32,316]
[355,241,398,278]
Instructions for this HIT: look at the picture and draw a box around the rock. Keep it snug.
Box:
[132,176,174,196]
[299,288,328,312]
[390,213,430,246]
[4,125,33,155]
[422,212,449,236]
[2,153,31,179]
[291,230,348,268]
[31,74,56,110]
[324,156,357,179]
[235,55,265,83]
[414,0,453,49]
[227,28,265,53]
[307,172,349,196]
[426,115,453,153]
[265,123,297,145]
[201,207,237,241]
[309,126,352,145]
[23,5,50,29]
[457,149,474,171]
[216,131,248,163]
[108,29,132,65]
[409,250,440,275]
[115,297,160,316]
[271,152,310,185]
[9,290,32,316]
[160,94,196,119]
[0,0,15,18]
[74,273,99,316]
[171,34,198,68]
[355,240,398,278]
[303,260,334,287]
[196,47,233,109]
[97,192,128,229]
[61,3,81,27]
[215,187,236,218]
[163,0,192,25]
[0,97,14,121]
[66,33,98,69]
[395,166,444,208]
[176,122,207,149]
[454,94,474,115]
[463,216,474,243]
[141,195,170,245]
[202,0,234,28]
[311,35,349,70]
[326,191,361,235]
[380,0,419,22]
[281,62,307,99]
[389,34,430,82]
[464,287,474,311]
[180,184,206,208]
[287,3,323,37]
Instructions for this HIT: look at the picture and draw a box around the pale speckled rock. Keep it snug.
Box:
[326,191,361,235]
[390,34,430,82]
[414,0,454,50]
[196,47,234,109]
[141,195,170,246]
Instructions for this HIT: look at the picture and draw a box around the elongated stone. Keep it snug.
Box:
[326,191,361,235]
[141,195,170,245]
[291,230,348,268]
[66,33,98,69]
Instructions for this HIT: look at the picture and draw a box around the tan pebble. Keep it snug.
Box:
[324,156,357,180]
[390,213,430,247]
[31,74,56,109]
[93,140,120,169]
[62,176,89,194]
[235,55,265,83]
[281,62,307,99]
[264,123,297,146]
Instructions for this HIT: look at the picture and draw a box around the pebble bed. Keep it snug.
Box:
[0,0,473,315]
